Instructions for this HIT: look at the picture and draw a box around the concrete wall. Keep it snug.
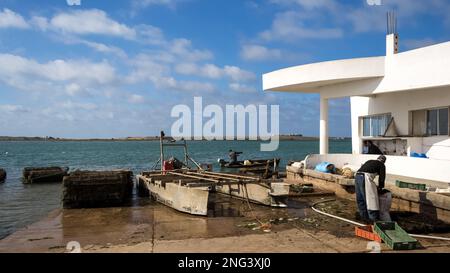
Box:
[350,87,450,159]
[304,154,450,184]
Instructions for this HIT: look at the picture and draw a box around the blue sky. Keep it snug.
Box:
[0,0,450,138]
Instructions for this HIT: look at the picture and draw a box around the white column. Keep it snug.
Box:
[320,95,329,154]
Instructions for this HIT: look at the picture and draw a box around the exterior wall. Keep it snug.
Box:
[319,41,450,99]
[304,154,450,185]
[263,56,385,93]
[350,87,450,160]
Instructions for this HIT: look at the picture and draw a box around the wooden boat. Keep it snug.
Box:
[140,132,289,216]
[137,172,210,216]
[218,158,280,169]
[137,170,290,216]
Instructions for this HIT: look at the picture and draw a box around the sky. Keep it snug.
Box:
[0,0,450,138]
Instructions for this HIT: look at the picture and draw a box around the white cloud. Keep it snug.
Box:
[152,76,216,93]
[55,113,75,122]
[175,63,223,79]
[178,81,216,93]
[132,0,182,9]
[30,16,49,31]
[0,104,30,113]
[169,38,213,62]
[240,44,283,61]
[174,63,256,82]
[0,53,117,92]
[79,40,127,58]
[50,9,136,39]
[174,62,198,75]
[223,66,256,82]
[270,0,336,10]
[65,83,82,96]
[201,64,223,79]
[125,54,171,84]
[260,11,343,42]
[229,83,257,93]
[135,24,166,45]
[0,8,29,29]
[128,94,146,104]
[62,100,98,110]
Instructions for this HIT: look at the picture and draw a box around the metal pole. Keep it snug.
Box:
[160,131,164,172]
[183,139,188,167]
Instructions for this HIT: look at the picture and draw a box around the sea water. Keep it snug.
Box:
[0,140,351,239]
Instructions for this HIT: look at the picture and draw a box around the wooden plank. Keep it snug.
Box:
[186,171,242,182]
[203,171,260,181]
[167,172,220,183]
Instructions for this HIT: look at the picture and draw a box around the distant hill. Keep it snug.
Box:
[0,135,350,142]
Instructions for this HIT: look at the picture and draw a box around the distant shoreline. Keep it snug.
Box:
[0,136,351,142]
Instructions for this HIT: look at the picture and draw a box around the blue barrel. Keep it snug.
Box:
[314,162,336,173]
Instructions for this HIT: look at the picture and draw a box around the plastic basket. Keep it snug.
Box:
[355,225,382,243]
[395,180,427,191]
[374,222,418,250]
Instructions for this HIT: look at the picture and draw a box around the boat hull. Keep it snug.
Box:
[137,175,209,216]
[137,172,290,216]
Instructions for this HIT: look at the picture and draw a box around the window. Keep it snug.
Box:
[411,107,449,136]
[362,114,392,137]
[427,108,449,136]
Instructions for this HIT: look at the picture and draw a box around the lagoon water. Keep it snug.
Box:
[0,140,351,239]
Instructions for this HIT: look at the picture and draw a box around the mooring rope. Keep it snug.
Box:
[242,183,265,227]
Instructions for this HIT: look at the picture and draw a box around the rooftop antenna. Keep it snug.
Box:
[386,10,399,54]
[387,10,398,35]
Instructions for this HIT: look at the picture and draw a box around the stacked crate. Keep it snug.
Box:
[22,167,68,184]
[62,170,134,209]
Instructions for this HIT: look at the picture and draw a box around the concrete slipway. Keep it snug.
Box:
[1,191,449,253]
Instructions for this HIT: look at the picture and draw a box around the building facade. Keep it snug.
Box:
[263,34,450,162]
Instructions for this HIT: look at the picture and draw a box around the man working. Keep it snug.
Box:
[355,155,387,223]
[228,150,242,164]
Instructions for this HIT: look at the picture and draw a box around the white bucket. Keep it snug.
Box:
[379,191,392,221]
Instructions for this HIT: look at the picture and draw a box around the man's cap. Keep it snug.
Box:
[378,155,387,163]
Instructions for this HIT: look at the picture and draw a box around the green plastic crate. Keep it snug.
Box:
[395,180,427,191]
[374,222,418,250]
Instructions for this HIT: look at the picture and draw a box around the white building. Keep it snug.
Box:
[263,34,450,184]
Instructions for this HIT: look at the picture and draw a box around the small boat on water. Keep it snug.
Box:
[218,158,280,169]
